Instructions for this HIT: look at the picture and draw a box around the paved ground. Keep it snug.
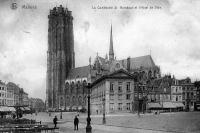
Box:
[23,112,200,133]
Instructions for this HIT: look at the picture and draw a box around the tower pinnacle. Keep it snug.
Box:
[109,24,114,61]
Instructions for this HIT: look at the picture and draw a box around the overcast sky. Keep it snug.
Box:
[0,0,200,100]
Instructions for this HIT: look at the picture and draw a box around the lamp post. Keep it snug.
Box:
[102,97,106,124]
[86,83,92,133]
[60,109,62,119]
[137,82,140,117]
[59,96,62,119]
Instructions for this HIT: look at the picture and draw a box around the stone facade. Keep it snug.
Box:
[194,81,200,111]
[7,82,20,106]
[180,78,196,111]
[6,89,14,106]
[0,81,7,106]
[90,69,135,114]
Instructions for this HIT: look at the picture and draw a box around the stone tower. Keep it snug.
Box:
[46,5,75,110]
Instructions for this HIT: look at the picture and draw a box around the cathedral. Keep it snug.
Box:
[46,5,161,111]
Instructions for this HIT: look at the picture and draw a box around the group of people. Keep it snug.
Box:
[53,114,79,130]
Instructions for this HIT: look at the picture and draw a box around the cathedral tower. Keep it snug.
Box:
[46,5,75,109]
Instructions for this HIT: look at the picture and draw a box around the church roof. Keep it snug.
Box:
[67,65,96,79]
[118,55,156,70]
[67,66,90,79]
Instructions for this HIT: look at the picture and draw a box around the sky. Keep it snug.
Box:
[0,0,200,100]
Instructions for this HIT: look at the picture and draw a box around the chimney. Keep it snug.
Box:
[127,57,130,72]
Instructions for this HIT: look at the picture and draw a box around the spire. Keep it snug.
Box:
[109,24,114,61]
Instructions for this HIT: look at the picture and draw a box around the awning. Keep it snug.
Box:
[66,106,70,110]
[78,106,82,110]
[0,106,9,112]
[0,106,14,112]
[173,102,184,108]
[8,107,16,112]
[20,107,25,111]
[24,107,30,111]
[147,103,162,109]
[71,106,77,110]
[162,102,176,108]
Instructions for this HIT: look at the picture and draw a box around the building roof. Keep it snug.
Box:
[119,55,156,70]
[67,66,90,79]
[67,65,97,79]
[91,69,135,87]
[0,80,6,86]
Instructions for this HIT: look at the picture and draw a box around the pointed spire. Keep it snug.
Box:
[109,24,114,61]
[105,54,108,60]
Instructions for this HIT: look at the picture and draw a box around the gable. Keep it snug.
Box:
[108,69,134,78]
[109,72,132,77]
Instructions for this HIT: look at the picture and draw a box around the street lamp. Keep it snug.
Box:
[86,83,92,133]
[60,109,62,119]
[59,97,62,119]
[102,97,106,124]
[137,82,140,117]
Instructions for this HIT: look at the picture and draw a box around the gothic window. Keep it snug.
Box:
[78,96,82,104]
[66,96,70,106]
[71,82,75,93]
[83,80,87,94]
[77,81,81,93]
[148,71,152,79]
[141,71,145,79]
[83,96,87,105]
[153,70,156,78]
[65,82,70,94]
[72,96,76,104]
[60,97,64,106]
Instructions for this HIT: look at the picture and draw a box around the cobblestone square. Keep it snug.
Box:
[24,112,200,133]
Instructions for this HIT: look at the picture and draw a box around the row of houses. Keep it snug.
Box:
[0,81,45,112]
[89,69,200,114]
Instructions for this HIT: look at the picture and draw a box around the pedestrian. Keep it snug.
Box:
[53,116,58,128]
[74,115,79,130]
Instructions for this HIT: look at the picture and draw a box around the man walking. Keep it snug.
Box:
[74,115,79,130]
[53,116,58,128]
